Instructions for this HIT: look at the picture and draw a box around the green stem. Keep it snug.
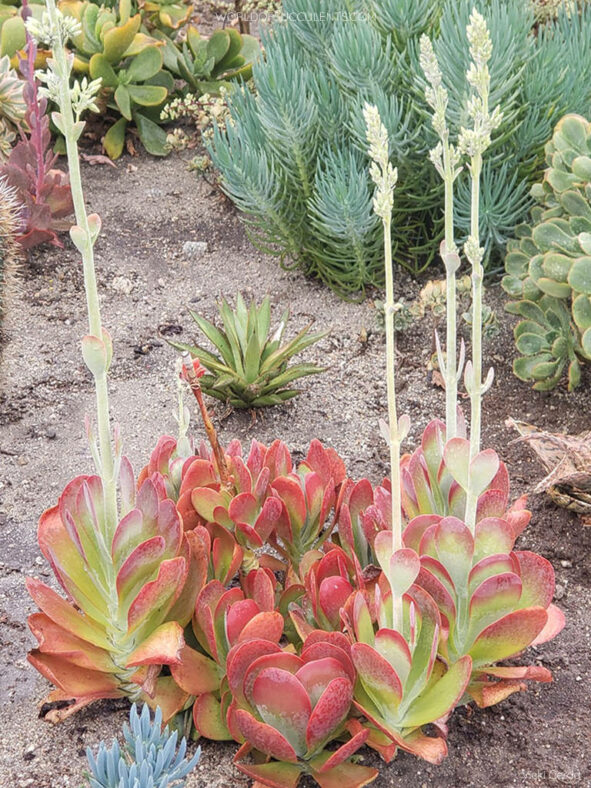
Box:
[469,154,483,463]
[384,214,403,632]
[46,0,118,534]
[443,148,458,439]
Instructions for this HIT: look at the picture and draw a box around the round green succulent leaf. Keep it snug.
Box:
[513,353,552,381]
[579,232,591,255]
[505,249,529,277]
[501,274,525,298]
[515,332,548,356]
[537,277,572,299]
[572,294,591,331]
[553,114,590,155]
[127,84,168,107]
[547,168,580,193]
[515,320,546,339]
[522,276,543,301]
[582,327,591,359]
[568,359,581,390]
[567,256,591,294]
[125,46,164,83]
[206,30,231,64]
[560,189,591,220]
[114,84,132,120]
[542,252,573,283]
[551,335,570,359]
[531,360,560,380]
[89,53,119,87]
[572,156,591,181]
[513,300,546,323]
[532,221,580,254]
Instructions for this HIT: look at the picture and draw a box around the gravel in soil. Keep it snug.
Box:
[0,152,589,788]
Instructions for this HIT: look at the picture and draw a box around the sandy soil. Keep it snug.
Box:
[0,151,589,788]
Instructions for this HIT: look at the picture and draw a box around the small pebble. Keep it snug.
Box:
[45,428,57,440]
[560,559,572,568]
[111,275,134,295]
[182,241,208,259]
[554,584,565,600]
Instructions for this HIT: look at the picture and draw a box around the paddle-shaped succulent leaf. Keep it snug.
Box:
[503,114,591,389]
[26,463,207,722]
[230,634,377,788]
[171,294,326,408]
[403,514,565,706]
[349,588,472,764]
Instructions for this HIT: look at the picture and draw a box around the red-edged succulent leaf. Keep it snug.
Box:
[272,477,307,534]
[116,535,166,610]
[350,643,403,711]
[193,692,232,740]
[318,576,354,627]
[401,655,472,728]
[469,607,548,666]
[531,603,565,645]
[305,676,353,754]
[226,639,282,703]
[402,515,442,552]
[473,517,515,561]
[238,611,284,644]
[244,652,304,708]
[125,621,184,667]
[374,629,412,686]
[27,651,123,698]
[27,613,115,673]
[296,657,350,706]
[226,599,260,645]
[252,668,311,755]
[317,728,369,773]
[467,573,523,640]
[234,758,303,788]
[235,709,299,762]
[301,642,355,684]
[169,644,222,694]
[127,556,186,635]
[142,675,191,723]
[514,551,555,609]
[26,578,111,649]
[434,517,474,589]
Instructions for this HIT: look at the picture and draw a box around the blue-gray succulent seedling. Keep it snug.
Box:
[85,704,201,788]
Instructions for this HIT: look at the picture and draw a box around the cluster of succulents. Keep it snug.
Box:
[503,114,591,390]
[171,294,326,408]
[22,5,570,788]
[0,54,25,159]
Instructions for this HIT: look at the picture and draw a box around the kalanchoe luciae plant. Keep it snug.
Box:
[25,0,203,723]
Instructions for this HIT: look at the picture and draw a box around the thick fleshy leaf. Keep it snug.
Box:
[252,668,311,755]
[318,576,353,627]
[374,538,420,599]
[402,515,442,553]
[28,613,115,673]
[473,518,515,561]
[226,599,259,645]
[127,557,186,635]
[306,676,353,754]
[469,450,500,496]
[296,658,350,706]
[311,759,379,788]
[468,573,523,641]
[531,603,565,645]
[374,629,412,686]
[191,487,229,522]
[514,551,555,609]
[243,652,303,708]
[235,709,299,762]
[469,554,517,593]
[443,438,470,489]
[272,477,307,532]
[26,578,111,649]
[401,655,472,727]
[351,643,403,711]
[226,639,282,704]
[193,692,232,740]
[234,757,302,788]
[469,608,548,666]
[27,651,122,698]
[434,518,473,589]
[301,641,355,684]
[144,675,190,724]
[170,644,222,694]
[111,508,147,569]
[116,535,166,610]
[126,621,184,666]
[238,610,284,644]
[316,728,369,772]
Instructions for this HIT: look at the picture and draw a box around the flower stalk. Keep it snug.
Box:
[419,35,463,439]
[364,103,407,630]
[29,1,115,530]
[458,9,502,530]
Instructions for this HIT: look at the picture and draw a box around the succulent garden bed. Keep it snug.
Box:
[0,151,590,788]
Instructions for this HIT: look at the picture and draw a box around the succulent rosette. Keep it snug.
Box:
[403,513,565,706]
[228,634,378,788]
[27,462,206,721]
[348,580,472,765]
